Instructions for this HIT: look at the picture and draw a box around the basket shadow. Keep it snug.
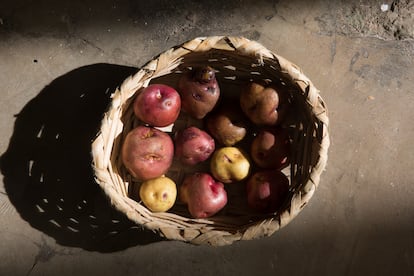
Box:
[0,63,166,252]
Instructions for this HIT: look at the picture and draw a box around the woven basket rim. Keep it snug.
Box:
[91,36,330,246]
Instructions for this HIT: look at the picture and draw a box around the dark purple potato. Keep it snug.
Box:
[251,127,290,169]
[178,66,220,119]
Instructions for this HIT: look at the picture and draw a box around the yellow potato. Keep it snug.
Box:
[139,176,177,212]
[210,147,250,183]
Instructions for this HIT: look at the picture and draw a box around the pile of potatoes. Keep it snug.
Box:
[122,66,291,218]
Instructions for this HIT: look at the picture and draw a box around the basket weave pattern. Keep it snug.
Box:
[91,36,330,246]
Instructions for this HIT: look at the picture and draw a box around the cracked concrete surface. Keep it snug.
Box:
[1,0,414,275]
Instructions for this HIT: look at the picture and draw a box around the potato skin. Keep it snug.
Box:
[122,126,174,181]
[139,176,177,212]
[180,172,227,219]
[246,170,289,213]
[250,127,290,170]
[174,126,215,166]
[178,66,220,119]
[206,105,248,146]
[240,82,289,126]
[133,84,181,127]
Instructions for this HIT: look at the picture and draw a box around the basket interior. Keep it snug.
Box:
[108,48,324,233]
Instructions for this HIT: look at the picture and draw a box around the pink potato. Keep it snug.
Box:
[122,126,174,181]
[174,126,215,166]
[251,127,290,170]
[180,172,227,219]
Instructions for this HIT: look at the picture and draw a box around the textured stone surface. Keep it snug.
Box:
[1,0,413,275]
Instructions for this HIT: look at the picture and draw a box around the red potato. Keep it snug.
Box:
[178,66,220,119]
[174,126,215,166]
[122,126,174,181]
[180,172,227,219]
[134,84,181,127]
[246,170,289,213]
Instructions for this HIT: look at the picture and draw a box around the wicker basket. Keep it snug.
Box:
[91,36,330,246]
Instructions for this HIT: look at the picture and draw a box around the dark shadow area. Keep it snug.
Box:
[0,63,165,252]
[0,0,264,43]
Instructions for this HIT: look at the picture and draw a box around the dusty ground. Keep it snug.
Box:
[313,0,414,40]
[1,0,413,275]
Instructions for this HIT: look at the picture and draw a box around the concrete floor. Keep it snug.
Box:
[1,0,413,275]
